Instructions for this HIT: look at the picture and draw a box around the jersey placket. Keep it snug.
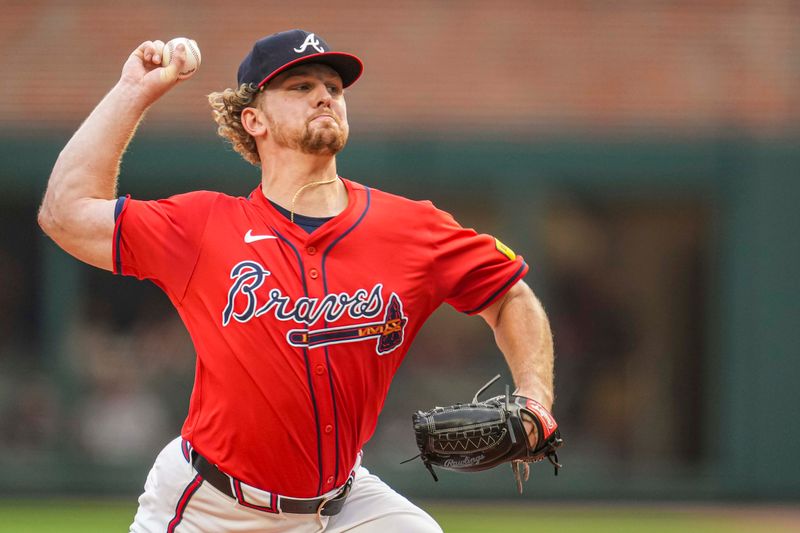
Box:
[249,180,365,495]
[302,238,339,494]
[298,186,370,494]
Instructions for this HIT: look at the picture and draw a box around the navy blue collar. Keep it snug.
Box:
[268,200,332,234]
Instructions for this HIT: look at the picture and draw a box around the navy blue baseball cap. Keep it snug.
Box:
[237,30,364,89]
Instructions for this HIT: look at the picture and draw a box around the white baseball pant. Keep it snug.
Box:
[129,437,442,532]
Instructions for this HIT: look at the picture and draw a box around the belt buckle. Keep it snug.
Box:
[318,476,353,517]
[338,476,354,499]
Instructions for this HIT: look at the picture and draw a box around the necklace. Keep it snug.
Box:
[289,175,340,223]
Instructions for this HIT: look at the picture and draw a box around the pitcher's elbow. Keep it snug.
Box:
[37,202,59,238]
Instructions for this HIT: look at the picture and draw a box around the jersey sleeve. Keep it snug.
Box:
[112,191,219,299]
[428,204,529,315]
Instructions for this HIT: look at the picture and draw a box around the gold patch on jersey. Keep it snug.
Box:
[494,238,516,261]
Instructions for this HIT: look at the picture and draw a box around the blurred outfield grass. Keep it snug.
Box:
[0,500,797,532]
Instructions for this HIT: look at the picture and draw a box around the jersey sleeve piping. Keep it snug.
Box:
[462,260,529,315]
[112,195,130,276]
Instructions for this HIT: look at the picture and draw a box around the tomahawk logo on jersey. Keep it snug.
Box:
[112,178,528,498]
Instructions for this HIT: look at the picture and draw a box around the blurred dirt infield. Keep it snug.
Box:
[0,500,798,532]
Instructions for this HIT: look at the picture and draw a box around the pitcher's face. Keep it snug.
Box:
[259,63,349,155]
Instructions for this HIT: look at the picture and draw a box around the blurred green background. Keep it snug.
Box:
[1,0,798,530]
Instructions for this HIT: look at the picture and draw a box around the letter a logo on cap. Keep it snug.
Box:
[294,33,325,54]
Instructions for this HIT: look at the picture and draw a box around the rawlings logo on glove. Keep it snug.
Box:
[407,375,563,493]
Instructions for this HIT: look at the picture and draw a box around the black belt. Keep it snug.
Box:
[191,451,352,516]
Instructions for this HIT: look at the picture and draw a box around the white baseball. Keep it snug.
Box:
[161,37,201,80]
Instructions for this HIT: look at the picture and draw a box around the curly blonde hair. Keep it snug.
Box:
[208,83,262,166]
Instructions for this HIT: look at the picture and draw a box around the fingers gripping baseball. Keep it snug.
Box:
[161,38,201,80]
[158,41,185,84]
[143,39,189,84]
[139,40,166,66]
[121,38,198,104]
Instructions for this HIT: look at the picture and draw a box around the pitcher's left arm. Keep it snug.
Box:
[479,279,555,441]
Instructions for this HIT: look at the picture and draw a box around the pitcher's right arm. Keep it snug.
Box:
[38,39,187,271]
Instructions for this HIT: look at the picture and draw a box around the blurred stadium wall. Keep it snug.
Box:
[1,0,798,501]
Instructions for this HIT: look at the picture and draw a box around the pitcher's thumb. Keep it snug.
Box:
[159,43,186,84]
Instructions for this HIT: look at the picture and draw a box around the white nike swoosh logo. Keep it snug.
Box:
[244,229,278,243]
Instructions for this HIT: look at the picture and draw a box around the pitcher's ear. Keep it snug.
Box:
[241,106,268,137]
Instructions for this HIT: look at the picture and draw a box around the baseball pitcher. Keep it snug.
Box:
[38,29,560,532]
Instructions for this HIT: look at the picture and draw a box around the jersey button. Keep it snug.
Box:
[309,268,319,279]
[327,476,334,485]
[325,424,333,434]
[307,246,317,255]
[315,365,325,375]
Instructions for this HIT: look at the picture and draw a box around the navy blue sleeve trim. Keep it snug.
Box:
[463,260,528,315]
[114,196,127,275]
[114,196,126,221]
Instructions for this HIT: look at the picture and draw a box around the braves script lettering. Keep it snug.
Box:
[222,260,384,327]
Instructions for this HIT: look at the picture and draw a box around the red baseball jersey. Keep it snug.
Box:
[113,178,528,498]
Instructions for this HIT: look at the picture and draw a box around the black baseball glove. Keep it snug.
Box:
[408,375,563,493]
